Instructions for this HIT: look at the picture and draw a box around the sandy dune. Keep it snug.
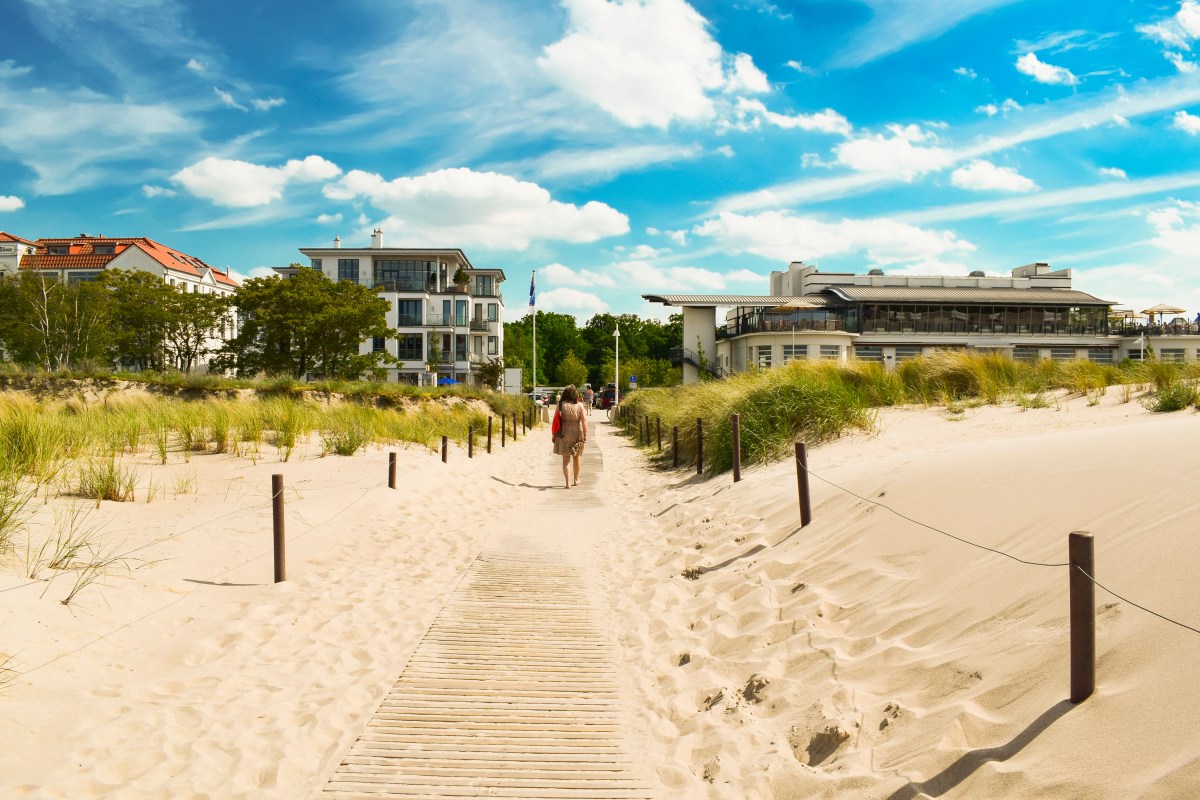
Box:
[1,392,1198,798]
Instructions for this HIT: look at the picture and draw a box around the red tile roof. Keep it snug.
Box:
[0,231,36,245]
[20,236,240,288]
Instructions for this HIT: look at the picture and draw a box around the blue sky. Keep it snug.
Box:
[4,0,1200,322]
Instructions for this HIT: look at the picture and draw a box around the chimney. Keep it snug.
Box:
[334,235,341,249]
[371,228,383,249]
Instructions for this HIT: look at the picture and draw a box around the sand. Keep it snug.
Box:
[1,391,1199,798]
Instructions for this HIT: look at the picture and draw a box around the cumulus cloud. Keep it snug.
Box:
[141,184,176,198]
[1016,52,1078,86]
[185,58,205,73]
[323,167,628,250]
[541,261,617,287]
[1166,51,1198,73]
[693,210,975,266]
[538,0,766,128]
[1138,0,1200,49]
[785,59,813,74]
[833,124,954,180]
[950,160,1037,192]
[538,287,609,317]
[251,96,286,111]
[736,98,852,135]
[975,98,1021,116]
[172,155,342,207]
[1145,200,1200,257]
[0,195,24,212]
[1173,109,1200,134]
[213,87,247,111]
[1098,166,1128,179]
[954,66,977,79]
[0,59,32,78]
[316,212,343,224]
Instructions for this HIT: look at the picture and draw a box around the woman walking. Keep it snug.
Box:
[552,384,588,488]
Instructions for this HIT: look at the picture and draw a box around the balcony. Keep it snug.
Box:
[397,314,424,327]
[373,279,431,293]
[428,349,452,364]
[469,318,496,332]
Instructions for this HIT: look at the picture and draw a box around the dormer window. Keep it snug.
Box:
[93,245,114,255]
[49,246,68,255]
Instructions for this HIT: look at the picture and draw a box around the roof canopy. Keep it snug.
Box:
[645,286,1114,308]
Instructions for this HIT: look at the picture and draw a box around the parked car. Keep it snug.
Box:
[598,388,617,409]
[526,392,548,406]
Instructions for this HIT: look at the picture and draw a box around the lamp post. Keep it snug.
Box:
[613,323,620,409]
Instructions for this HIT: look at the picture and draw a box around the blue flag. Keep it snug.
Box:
[529,271,536,307]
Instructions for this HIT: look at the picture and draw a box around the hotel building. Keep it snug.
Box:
[299,231,505,386]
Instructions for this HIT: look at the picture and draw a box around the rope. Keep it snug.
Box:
[1072,564,1200,636]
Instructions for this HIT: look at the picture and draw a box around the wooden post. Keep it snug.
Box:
[644,416,650,447]
[796,442,812,527]
[512,412,518,440]
[672,426,679,468]
[731,413,741,483]
[656,417,662,452]
[522,412,526,435]
[501,417,506,447]
[696,418,703,475]
[441,435,448,463]
[487,417,493,454]
[272,474,285,583]
[468,424,474,458]
[1069,531,1096,703]
[388,452,396,489]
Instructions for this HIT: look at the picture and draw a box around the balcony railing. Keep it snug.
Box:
[427,314,468,327]
[725,319,846,336]
[469,318,496,332]
[1114,323,1199,336]
[428,349,452,364]
[472,286,501,298]
[397,314,424,327]
[373,278,432,293]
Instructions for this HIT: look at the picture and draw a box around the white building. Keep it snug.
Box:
[646,261,1200,382]
[299,231,506,386]
[0,232,37,278]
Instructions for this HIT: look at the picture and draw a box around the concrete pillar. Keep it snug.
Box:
[681,306,718,384]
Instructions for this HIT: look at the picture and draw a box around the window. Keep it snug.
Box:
[1087,348,1114,364]
[474,337,483,355]
[373,259,435,291]
[1050,347,1076,361]
[895,346,923,363]
[396,335,423,360]
[474,275,494,296]
[396,300,423,327]
[93,245,114,255]
[67,271,101,284]
[337,258,359,282]
[49,245,68,255]
[1160,348,1185,363]
[782,344,806,362]
[488,303,498,322]
[855,346,883,362]
[819,345,840,360]
[1013,347,1038,362]
[311,259,322,273]
[488,336,498,355]
[372,337,386,353]
[756,345,772,368]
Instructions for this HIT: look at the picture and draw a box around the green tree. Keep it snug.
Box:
[476,356,505,390]
[99,269,173,371]
[555,350,589,387]
[165,289,233,372]
[0,271,112,370]
[212,267,396,379]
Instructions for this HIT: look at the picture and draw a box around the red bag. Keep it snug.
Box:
[551,408,562,436]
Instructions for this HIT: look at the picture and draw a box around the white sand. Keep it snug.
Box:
[2,392,1199,799]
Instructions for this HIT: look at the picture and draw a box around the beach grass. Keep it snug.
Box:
[621,352,1200,474]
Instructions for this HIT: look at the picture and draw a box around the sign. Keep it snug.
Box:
[629,375,637,387]
[0,245,16,255]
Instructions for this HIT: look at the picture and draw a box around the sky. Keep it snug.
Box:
[4,0,1200,322]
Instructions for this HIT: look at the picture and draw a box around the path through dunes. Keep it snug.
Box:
[322,420,655,799]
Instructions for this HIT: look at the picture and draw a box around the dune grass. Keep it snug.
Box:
[620,352,1200,475]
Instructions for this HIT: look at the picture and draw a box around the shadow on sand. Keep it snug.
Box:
[884,700,1075,799]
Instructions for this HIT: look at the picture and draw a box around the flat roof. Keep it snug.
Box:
[642,294,801,307]
[828,286,1114,305]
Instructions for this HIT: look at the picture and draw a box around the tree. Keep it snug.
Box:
[212,267,396,379]
[476,356,505,390]
[99,269,174,371]
[164,289,232,372]
[0,272,112,371]
[555,351,588,387]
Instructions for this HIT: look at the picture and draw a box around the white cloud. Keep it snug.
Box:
[539,286,609,317]
[316,212,343,224]
[1138,0,1200,50]
[323,167,629,250]
[737,98,852,135]
[832,0,1024,68]
[608,259,739,291]
[0,59,32,78]
[1016,52,1078,86]
[715,144,734,157]
[538,0,764,128]
[1174,109,1200,134]
[1145,200,1200,257]
[833,124,954,180]
[172,155,342,207]
[185,58,205,73]
[785,59,812,74]
[541,262,616,287]
[950,159,1037,192]
[694,210,975,265]
[725,52,770,93]
[1165,51,1198,73]
[141,184,176,198]
[1111,113,1130,127]
[213,87,247,111]
[975,98,1021,116]
[522,143,702,182]
[954,66,977,79]
[1098,166,1127,179]
[251,96,286,111]
[0,195,24,212]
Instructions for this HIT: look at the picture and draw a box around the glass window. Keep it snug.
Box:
[67,271,101,283]
[855,346,883,362]
[455,299,468,326]
[1160,348,1186,363]
[1013,347,1038,362]
[820,345,839,360]
[311,258,322,273]
[895,346,923,362]
[372,337,385,353]
[396,335,423,360]
[1087,348,1114,363]
[488,336,498,355]
[488,302,498,322]
[1050,347,1076,361]
[397,300,423,326]
[756,345,772,368]
[474,337,483,354]
[782,344,806,361]
[337,258,359,282]
[373,259,433,291]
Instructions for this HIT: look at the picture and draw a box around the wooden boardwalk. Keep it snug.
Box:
[322,541,652,799]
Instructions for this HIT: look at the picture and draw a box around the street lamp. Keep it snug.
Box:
[613,323,620,408]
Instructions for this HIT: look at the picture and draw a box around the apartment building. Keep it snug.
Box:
[299,231,505,385]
